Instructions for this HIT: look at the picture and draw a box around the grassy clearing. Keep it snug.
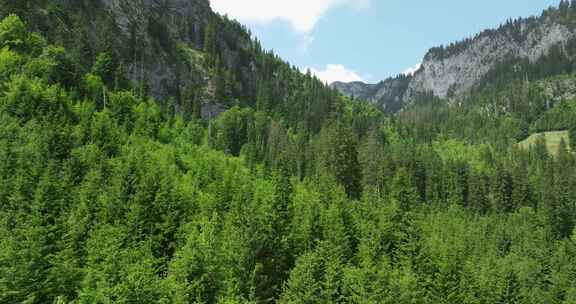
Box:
[517,130,571,156]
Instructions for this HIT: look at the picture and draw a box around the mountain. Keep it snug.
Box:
[332,74,412,112]
[2,0,216,99]
[3,1,576,303]
[0,0,341,129]
[332,2,576,112]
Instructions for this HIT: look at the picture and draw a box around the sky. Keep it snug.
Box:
[210,0,560,84]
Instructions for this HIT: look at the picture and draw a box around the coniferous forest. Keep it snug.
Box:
[1,1,576,303]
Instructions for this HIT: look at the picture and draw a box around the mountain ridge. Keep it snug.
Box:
[0,0,342,128]
[3,2,576,303]
[332,2,576,112]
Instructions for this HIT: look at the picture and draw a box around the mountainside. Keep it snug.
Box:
[333,3,576,112]
[4,1,576,303]
[331,81,380,102]
[332,74,412,112]
[90,0,216,99]
[0,0,341,129]
[1,0,216,99]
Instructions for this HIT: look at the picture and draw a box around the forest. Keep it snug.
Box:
[0,1,576,303]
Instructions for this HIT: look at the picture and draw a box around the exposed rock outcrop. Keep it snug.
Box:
[333,7,576,112]
[406,19,576,100]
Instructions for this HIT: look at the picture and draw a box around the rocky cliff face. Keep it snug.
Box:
[406,19,576,100]
[332,75,412,112]
[331,81,380,102]
[97,0,214,100]
[100,0,211,43]
[333,7,576,112]
[11,0,256,106]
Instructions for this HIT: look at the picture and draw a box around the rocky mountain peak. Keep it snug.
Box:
[332,5,576,112]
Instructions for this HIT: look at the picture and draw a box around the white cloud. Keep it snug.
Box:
[299,35,315,53]
[210,0,370,33]
[402,63,422,76]
[307,64,365,84]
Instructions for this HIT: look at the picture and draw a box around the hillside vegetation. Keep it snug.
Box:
[518,131,571,155]
[1,2,576,304]
[334,1,576,112]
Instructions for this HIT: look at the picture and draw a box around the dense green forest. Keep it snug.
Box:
[1,2,576,303]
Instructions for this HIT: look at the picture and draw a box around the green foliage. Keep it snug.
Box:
[517,131,571,156]
[0,74,73,124]
[280,244,346,304]
[318,121,363,199]
[78,225,170,303]
[0,46,21,81]
[570,126,576,150]
[531,100,576,132]
[26,45,75,87]
[91,53,116,87]
[0,14,26,50]
[210,106,252,156]
[1,10,576,304]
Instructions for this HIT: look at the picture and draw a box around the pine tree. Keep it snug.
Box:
[570,127,576,151]
[319,121,363,199]
[91,52,117,88]
[468,172,490,214]
[511,164,535,209]
[391,168,419,212]
[492,166,515,213]
[203,19,218,67]
[359,128,385,193]
[0,14,27,51]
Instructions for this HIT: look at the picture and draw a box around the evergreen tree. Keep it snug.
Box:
[203,19,218,67]
[319,121,363,199]
[2,7,576,304]
[0,14,27,51]
[570,126,576,151]
[468,172,490,214]
[391,168,419,212]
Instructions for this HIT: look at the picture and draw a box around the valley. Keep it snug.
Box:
[0,1,575,303]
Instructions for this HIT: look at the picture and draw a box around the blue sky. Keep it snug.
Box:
[211,0,560,84]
